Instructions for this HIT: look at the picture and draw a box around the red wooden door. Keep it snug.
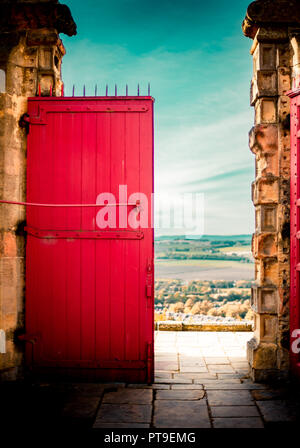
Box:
[25,96,154,383]
[289,88,300,378]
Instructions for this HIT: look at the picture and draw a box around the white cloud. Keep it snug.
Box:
[62,39,255,234]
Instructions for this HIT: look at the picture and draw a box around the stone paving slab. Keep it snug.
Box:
[179,361,206,368]
[154,378,192,384]
[204,357,230,364]
[155,372,173,379]
[153,400,211,428]
[94,423,150,428]
[156,390,205,401]
[211,406,260,418]
[233,369,249,376]
[196,379,242,385]
[61,396,101,420]
[173,372,216,380]
[213,417,264,428]
[54,382,119,396]
[14,331,300,429]
[170,384,204,390]
[204,382,267,390]
[102,389,152,404]
[179,366,208,373]
[94,404,152,426]
[207,364,235,373]
[207,390,254,406]
[251,389,287,401]
[152,384,171,390]
[217,373,246,379]
[256,400,299,423]
[155,362,179,371]
[231,361,249,367]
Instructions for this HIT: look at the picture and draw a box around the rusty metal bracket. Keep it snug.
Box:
[146,342,153,384]
[18,333,40,344]
[146,258,153,303]
[19,113,30,133]
[25,227,144,240]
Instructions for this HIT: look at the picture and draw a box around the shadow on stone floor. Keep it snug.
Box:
[1,332,300,429]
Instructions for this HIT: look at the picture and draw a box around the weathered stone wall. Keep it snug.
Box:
[0,0,75,380]
[243,0,300,381]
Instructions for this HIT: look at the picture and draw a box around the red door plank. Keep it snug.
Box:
[124,111,142,361]
[95,113,111,360]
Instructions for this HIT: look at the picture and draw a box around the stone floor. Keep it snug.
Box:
[1,331,300,429]
[93,331,300,428]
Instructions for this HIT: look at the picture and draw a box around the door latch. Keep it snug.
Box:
[146,258,153,301]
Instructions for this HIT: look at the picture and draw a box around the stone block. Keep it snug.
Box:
[26,29,60,47]
[277,67,291,95]
[0,257,17,287]
[1,286,17,314]
[38,47,53,70]
[255,29,289,45]
[255,314,278,343]
[252,176,279,205]
[255,98,277,124]
[251,285,279,314]
[3,232,17,257]
[249,124,278,155]
[255,205,277,232]
[276,44,291,68]
[22,67,37,96]
[261,257,278,285]
[253,43,276,71]
[277,95,290,122]
[291,35,300,68]
[252,70,277,105]
[38,73,55,96]
[256,151,278,177]
[252,232,277,258]
[247,338,277,370]
[1,312,17,331]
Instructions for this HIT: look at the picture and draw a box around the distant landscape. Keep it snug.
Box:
[154,235,254,323]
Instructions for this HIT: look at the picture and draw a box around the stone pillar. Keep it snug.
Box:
[0,0,76,380]
[243,0,300,381]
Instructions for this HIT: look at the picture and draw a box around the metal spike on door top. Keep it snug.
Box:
[35,83,152,98]
[67,83,151,97]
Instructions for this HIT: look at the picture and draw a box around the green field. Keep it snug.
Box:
[156,259,250,267]
[155,235,254,281]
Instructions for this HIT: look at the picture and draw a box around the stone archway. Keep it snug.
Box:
[0,0,300,383]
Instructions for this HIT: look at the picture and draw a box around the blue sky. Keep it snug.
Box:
[62,0,254,235]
